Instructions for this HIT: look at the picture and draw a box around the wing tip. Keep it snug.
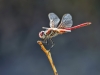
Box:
[48,12,55,15]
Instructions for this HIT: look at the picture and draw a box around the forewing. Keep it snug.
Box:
[58,14,73,29]
[48,13,60,28]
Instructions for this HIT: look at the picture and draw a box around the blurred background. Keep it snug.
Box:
[0,0,100,75]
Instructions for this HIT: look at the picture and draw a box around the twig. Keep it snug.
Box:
[37,41,58,75]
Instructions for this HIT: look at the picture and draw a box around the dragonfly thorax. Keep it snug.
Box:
[45,29,59,39]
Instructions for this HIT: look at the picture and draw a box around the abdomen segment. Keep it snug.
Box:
[66,22,91,30]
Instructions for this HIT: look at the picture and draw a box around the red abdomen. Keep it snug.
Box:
[66,22,91,30]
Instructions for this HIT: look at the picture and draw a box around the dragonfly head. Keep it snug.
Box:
[39,31,46,39]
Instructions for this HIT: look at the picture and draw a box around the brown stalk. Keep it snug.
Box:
[37,41,58,75]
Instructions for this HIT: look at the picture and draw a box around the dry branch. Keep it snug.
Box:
[37,41,58,75]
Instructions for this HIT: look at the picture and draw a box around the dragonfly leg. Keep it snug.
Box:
[41,38,51,46]
[41,38,47,44]
[48,38,55,51]
[45,39,49,45]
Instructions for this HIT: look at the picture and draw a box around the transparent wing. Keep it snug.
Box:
[48,13,60,28]
[58,13,73,29]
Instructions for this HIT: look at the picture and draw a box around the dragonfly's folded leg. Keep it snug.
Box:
[41,38,47,43]
[48,38,55,51]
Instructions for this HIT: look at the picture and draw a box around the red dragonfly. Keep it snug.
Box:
[39,13,91,50]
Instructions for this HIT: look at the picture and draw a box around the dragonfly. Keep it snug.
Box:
[39,13,91,50]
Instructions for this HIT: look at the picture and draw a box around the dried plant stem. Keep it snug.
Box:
[37,41,58,75]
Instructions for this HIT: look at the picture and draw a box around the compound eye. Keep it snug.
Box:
[39,31,45,39]
[39,31,45,37]
[41,31,44,36]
